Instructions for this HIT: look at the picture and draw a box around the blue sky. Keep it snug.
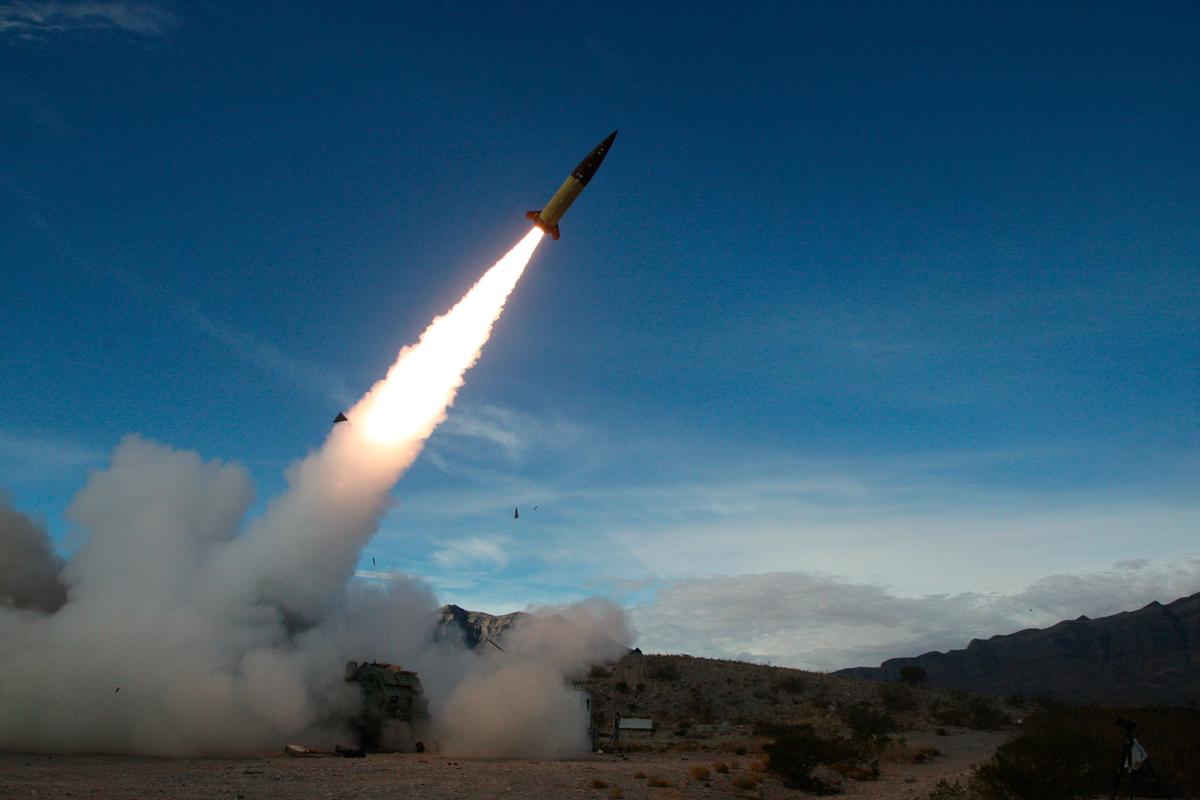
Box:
[2,1,1197,669]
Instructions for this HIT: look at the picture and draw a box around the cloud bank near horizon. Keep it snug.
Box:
[629,559,1200,672]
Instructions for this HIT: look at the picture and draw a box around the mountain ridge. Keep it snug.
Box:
[835,592,1200,706]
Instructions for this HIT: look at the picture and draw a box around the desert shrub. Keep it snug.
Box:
[973,705,1196,799]
[645,775,672,788]
[608,788,624,800]
[775,674,806,694]
[925,779,973,799]
[1006,694,1026,707]
[689,766,710,781]
[932,695,1010,730]
[632,771,646,779]
[590,778,608,789]
[614,680,630,694]
[646,661,679,681]
[900,665,928,686]
[734,745,748,756]
[968,697,1010,730]
[879,682,918,712]
[690,699,716,724]
[589,665,611,679]
[883,740,940,764]
[842,701,898,739]
[731,775,760,790]
[935,727,949,736]
[766,729,860,791]
[753,720,813,737]
[711,761,730,774]
[973,716,1108,799]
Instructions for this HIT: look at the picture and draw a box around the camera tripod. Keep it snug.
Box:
[1112,717,1171,800]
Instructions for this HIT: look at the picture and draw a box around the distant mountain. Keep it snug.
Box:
[436,604,528,649]
[836,593,1200,706]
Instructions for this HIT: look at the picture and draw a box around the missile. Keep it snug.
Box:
[526,130,617,240]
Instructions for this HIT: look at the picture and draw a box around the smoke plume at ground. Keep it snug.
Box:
[0,497,66,614]
[434,599,631,759]
[0,229,628,757]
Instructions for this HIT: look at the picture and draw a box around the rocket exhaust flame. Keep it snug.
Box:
[359,228,543,446]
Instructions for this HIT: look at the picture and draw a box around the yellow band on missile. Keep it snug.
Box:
[539,176,584,227]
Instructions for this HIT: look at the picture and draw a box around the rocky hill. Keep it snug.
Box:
[836,592,1200,706]
[436,604,527,649]
[578,651,1020,744]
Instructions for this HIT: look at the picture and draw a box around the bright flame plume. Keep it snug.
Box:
[358,227,544,445]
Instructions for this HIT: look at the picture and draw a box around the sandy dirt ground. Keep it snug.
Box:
[0,729,1008,800]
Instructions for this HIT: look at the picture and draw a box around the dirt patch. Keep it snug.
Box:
[0,729,1010,799]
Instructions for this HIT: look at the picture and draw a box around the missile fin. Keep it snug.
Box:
[525,210,560,240]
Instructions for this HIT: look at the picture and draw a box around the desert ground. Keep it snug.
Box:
[0,727,1006,800]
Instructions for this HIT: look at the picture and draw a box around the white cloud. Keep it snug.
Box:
[426,403,590,476]
[0,1,179,40]
[0,430,101,469]
[630,558,1200,671]
[432,535,511,569]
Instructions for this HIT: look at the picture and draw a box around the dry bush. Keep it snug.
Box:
[842,701,899,739]
[632,771,646,779]
[775,674,806,694]
[646,661,679,681]
[608,789,625,800]
[689,766,711,781]
[924,779,975,799]
[973,704,1196,799]
[766,728,861,791]
[731,775,760,790]
[749,759,768,772]
[645,775,673,788]
[590,778,608,789]
[711,761,730,774]
[882,739,941,764]
[879,682,918,712]
[931,694,1009,730]
[831,762,878,781]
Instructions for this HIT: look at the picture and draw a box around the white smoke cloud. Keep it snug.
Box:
[0,228,628,758]
[0,494,66,612]
[435,599,631,759]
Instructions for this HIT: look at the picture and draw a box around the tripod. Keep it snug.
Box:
[1112,718,1171,800]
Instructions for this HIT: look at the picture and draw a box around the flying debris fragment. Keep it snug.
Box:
[526,130,617,240]
[513,507,519,519]
[333,413,349,425]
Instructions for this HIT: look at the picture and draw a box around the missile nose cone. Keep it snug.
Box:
[572,129,619,185]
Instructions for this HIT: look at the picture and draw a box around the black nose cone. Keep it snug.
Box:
[572,130,619,185]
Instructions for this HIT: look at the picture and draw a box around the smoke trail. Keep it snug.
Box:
[206,228,544,622]
[0,228,636,757]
